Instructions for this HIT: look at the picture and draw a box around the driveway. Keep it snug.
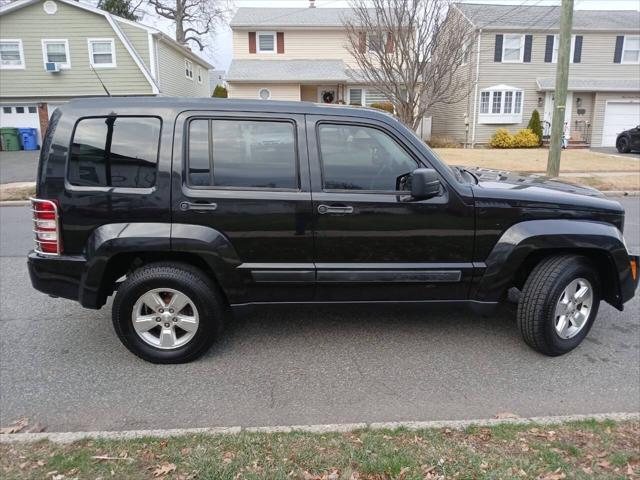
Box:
[0,150,39,183]
[0,200,638,433]
[591,147,640,160]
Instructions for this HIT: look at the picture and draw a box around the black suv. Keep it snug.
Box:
[29,98,639,363]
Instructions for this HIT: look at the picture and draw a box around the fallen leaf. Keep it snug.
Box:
[495,412,520,419]
[91,456,134,462]
[26,421,46,433]
[0,417,29,434]
[597,460,611,469]
[540,468,565,480]
[153,463,176,477]
[581,467,593,474]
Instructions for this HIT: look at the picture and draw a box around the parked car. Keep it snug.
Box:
[616,125,640,153]
[28,98,639,363]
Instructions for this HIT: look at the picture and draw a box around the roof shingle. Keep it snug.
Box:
[226,59,349,82]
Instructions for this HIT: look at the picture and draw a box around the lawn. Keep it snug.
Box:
[433,148,640,173]
[1,420,638,479]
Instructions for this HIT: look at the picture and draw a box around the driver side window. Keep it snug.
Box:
[318,123,418,191]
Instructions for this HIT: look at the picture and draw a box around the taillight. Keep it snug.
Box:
[31,198,62,255]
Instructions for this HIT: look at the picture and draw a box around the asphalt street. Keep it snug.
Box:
[0,199,639,432]
[0,151,39,184]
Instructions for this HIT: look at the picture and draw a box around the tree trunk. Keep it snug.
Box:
[175,0,185,45]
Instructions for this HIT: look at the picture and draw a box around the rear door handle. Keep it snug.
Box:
[179,201,218,211]
[317,204,354,215]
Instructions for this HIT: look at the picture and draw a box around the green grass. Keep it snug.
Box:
[1,420,638,479]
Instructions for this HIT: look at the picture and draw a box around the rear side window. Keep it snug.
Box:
[68,116,160,188]
[187,118,298,189]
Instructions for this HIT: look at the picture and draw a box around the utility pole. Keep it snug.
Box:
[547,0,574,177]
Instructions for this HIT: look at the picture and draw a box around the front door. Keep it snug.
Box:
[172,111,314,303]
[544,92,573,132]
[306,115,475,302]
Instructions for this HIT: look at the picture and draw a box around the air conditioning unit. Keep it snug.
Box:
[45,62,60,73]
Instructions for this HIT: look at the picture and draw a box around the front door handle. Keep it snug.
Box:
[179,201,218,212]
[317,204,354,215]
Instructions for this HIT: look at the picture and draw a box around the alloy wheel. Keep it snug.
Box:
[554,278,593,340]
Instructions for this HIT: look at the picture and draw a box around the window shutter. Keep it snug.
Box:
[358,32,366,54]
[573,35,583,63]
[613,35,624,63]
[248,32,256,54]
[494,34,503,62]
[544,35,554,62]
[277,32,284,54]
[523,34,533,62]
[385,33,394,53]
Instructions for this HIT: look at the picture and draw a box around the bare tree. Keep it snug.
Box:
[344,0,473,130]
[147,0,228,50]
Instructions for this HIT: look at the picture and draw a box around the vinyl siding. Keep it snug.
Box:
[0,1,153,98]
[156,39,211,96]
[116,20,150,69]
[228,82,301,101]
[469,30,640,144]
[233,29,355,65]
[591,92,640,147]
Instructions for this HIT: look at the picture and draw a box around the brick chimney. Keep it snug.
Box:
[309,0,316,7]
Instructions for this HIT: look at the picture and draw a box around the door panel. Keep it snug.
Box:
[172,111,314,303]
[306,115,475,302]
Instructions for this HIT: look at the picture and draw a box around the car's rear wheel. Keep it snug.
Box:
[517,255,600,356]
[616,136,631,153]
[112,263,226,363]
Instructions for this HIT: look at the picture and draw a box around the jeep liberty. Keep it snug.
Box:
[28,98,639,363]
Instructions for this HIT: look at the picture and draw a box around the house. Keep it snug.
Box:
[429,3,640,148]
[0,0,213,139]
[226,3,391,107]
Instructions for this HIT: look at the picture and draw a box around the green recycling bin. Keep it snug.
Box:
[0,127,21,151]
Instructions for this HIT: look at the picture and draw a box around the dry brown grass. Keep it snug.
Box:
[562,174,640,192]
[434,148,640,173]
[0,182,35,201]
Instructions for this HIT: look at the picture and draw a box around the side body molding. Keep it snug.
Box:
[473,219,632,309]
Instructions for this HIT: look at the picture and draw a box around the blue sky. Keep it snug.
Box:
[135,0,640,70]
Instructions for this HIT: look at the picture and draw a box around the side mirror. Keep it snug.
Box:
[410,168,441,199]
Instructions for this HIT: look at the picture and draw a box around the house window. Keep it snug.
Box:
[368,31,389,53]
[552,35,577,63]
[257,32,276,53]
[197,66,203,83]
[42,39,70,69]
[622,35,640,64]
[15,106,25,113]
[88,38,116,68]
[349,88,363,106]
[28,106,37,113]
[185,59,193,80]
[502,34,524,63]
[0,40,25,69]
[2,107,11,113]
[259,88,271,100]
[478,86,524,124]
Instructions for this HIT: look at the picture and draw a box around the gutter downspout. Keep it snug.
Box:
[471,28,482,148]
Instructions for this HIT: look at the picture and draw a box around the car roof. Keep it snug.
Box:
[65,97,395,122]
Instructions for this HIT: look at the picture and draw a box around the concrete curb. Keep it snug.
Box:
[1,412,638,444]
[0,200,30,206]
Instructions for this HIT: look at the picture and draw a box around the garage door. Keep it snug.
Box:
[0,105,40,137]
[602,101,640,147]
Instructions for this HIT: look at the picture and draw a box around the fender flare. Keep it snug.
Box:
[473,219,630,309]
[79,223,245,308]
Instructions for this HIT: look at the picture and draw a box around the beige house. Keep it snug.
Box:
[430,3,640,147]
[0,0,213,139]
[227,5,390,107]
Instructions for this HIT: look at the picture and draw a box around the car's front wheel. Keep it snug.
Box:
[517,255,600,356]
[616,136,631,153]
[112,263,226,363]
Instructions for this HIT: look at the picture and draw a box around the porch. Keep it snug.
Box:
[299,84,389,106]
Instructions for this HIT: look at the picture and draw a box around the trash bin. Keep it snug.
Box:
[18,127,39,151]
[0,127,21,151]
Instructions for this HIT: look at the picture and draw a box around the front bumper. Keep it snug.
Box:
[621,252,640,305]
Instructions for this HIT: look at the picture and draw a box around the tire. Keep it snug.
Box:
[616,136,631,154]
[112,263,226,364]
[517,255,600,356]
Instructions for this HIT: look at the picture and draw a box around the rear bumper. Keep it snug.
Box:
[27,251,102,308]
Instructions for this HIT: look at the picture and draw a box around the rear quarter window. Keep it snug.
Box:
[68,116,161,188]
